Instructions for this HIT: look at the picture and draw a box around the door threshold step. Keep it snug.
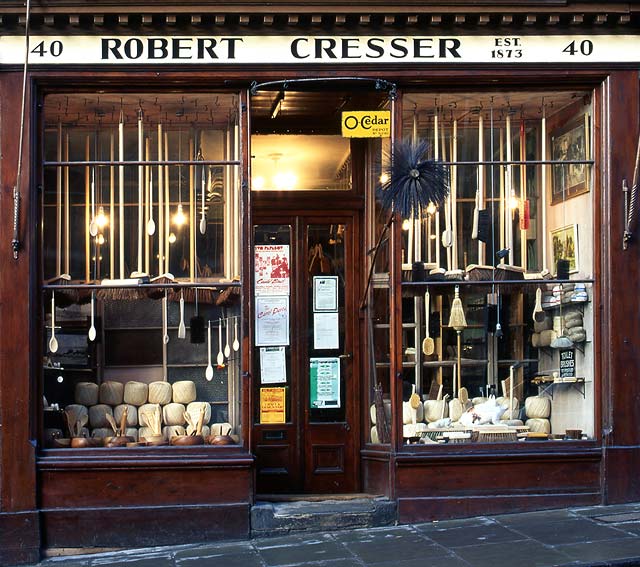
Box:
[251,496,397,537]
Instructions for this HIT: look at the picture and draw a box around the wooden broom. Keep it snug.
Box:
[447,285,467,397]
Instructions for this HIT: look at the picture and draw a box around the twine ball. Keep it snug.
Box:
[114,404,138,427]
[525,396,552,419]
[402,401,424,424]
[89,404,114,428]
[526,418,551,433]
[539,330,557,347]
[187,401,212,426]
[172,380,197,404]
[124,381,148,406]
[139,426,154,440]
[423,399,448,423]
[500,419,524,426]
[370,404,377,425]
[370,426,380,444]
[531,333,540,348]
[403,423,428,438]
[448,399,464,422]
[201,425,210,438]
[99,381,124,406]
[564,314,583,329]
[163,403,186,426]
[91,428,112,439]
[65,404,88,424]
[534,315,553,333]
[472,397,487,406]
[75,382,99,406]
[125,427,138,440]
[163,425,186,440]
[138,404,162,428]
[148,381,173,405]
[566,327,587,342]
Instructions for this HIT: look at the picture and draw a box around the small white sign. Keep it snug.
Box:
[313,276,338,312]
[313,312,340,350]
[255,295,290,346]
[259,346,287,384]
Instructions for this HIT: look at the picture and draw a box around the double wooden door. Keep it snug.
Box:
[252,212,361,494]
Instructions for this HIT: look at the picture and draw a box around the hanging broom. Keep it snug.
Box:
[447,285,467,397]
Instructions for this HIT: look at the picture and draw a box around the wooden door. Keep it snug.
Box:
[252,213,361,494]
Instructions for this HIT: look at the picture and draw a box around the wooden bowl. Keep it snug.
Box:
[140,435,167,446]
[126,442,148,447]
[105,435,135,448]
[170,434,204,446]
[50,438,71,449]
[208,434,235,446]
[71,437,103,448]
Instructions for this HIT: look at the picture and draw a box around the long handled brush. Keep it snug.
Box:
[448,285,467,397]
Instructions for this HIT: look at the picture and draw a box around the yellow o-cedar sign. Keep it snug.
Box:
[342,111,391,138]
[260,387,286,424]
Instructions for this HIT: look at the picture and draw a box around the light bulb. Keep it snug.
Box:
[173,204,187,227]
[509,191,519,210]
[427,202,437,215]
[402,219,411,231]
[96,206,108,228]
[252,176,265,190]
[273,171,297,190]
[168,232,177,244]
[379,173,389,184]
[96,234,105,246]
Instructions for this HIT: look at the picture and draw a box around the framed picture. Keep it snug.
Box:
[551,117,590,204]
[551,224,579,273]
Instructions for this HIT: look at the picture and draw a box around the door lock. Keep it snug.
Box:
[339,353,352,360]
[344,422,351,431]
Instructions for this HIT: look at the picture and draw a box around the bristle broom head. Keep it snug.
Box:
[378,138,450,219]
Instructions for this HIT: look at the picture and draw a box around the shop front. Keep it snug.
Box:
[0,2,639,565]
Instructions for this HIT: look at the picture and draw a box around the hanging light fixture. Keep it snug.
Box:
[173,129,188,228]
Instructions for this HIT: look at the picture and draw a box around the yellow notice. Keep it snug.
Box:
[260,387,286,424]
[341,110,391,138]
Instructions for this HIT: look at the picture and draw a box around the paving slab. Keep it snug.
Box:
[500,518,631,546]
[416,522,527,548]
[257,540,353,566]
[175,552,265,567]
[556,538,640,563]
[452,538,572,567]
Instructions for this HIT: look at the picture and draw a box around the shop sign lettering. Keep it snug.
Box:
[1,35,639,65]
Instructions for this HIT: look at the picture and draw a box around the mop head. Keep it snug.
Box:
[378,138,450,219]
[448,286,467,331]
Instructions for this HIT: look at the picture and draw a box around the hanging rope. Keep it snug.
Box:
[12,0,32,260]
[623,130,640,250]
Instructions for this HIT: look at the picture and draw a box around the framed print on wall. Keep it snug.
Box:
[551,224,579,273]
[551,116,590,204]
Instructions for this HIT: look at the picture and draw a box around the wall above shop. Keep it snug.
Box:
[0,1,639,32]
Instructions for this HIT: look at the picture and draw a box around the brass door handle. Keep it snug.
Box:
[339,353,352,360]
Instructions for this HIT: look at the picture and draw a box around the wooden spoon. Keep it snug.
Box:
[216,318,224,367]
[224,317,231,358]
[422,291,435,355]
[205,321,214,381]
[88,291,97,342]
[49,293,59,353]
[232,317,240,351]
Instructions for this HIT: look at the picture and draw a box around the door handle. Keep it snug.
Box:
[339,353,352,360]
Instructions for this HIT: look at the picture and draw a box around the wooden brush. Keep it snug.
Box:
[422,291,435,355]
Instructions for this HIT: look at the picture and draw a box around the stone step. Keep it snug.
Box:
[251,496,397,538]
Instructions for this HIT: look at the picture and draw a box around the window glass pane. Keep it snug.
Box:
[400,91,594,445]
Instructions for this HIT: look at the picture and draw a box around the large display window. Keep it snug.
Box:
[40,92,244,449]
[394,90,595,445]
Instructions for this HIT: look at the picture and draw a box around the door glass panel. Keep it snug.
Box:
[253,224,292,424]
[307,224,347,423]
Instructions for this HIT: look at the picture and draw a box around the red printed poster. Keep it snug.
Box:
[254,245,290,296]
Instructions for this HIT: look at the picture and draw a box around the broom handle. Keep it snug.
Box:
[506,115,513,262]
[499,127,505,261]
[109,132,115,279]
[137,108,144,275]
[56,122,62,276]
[520,118,527,269]
[541,111,547,271]
[452,119,458,270]
[158,123,164,276]
[434,112,441,268]
[165,131,170,274]
[478,114,485,264]
[456,331,462,397]
[119,111,125,279]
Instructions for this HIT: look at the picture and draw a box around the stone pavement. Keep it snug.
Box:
[35,503,640,567]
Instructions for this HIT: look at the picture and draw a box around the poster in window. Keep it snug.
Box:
[260,387,286,424]
[551,224,579,273]
[255,245,290,296]
[255,295,290,346]
[309,357,341,409]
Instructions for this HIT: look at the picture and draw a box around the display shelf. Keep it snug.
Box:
[532,376,586,399]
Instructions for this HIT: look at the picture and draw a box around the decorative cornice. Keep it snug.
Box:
[1,2,639,32]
